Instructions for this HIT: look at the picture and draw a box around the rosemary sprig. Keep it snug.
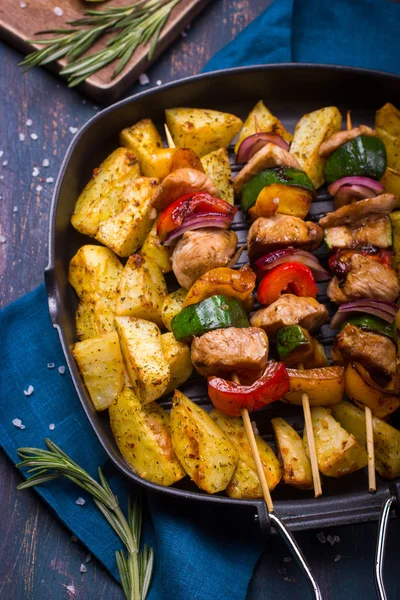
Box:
[17,439,153,600]
[20,0,181,87]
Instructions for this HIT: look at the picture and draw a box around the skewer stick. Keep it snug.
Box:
[365,405,376,492]
[231,373,274,512]
[254,115,260,133]
[164,123,176,148]
[298,363,323,498]
[346,111,352,131]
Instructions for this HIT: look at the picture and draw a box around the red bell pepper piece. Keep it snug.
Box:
[157,192,237,241]
[256,262,318,306]
[208,361,289,417]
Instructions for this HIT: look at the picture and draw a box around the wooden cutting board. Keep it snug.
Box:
[0,0,211,103]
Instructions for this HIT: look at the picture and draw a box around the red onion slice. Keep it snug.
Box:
[236,133,289,164]
[331,299,398,329]
[254,248,330,282]
[328,176,384,196]
[162,213,234,246]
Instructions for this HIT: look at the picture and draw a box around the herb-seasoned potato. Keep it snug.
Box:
[161,332,193,395]
[344,363,400,419]
[95,177,159,257]
[376,102,400,173]
[76,296,117,341]
[161,288,188,331]
[210,409,281,498]
[170,391,239,493]
[116,317,169,404]
[165,107,243,157]
[115,253,167,327]
[71,148,140,236]
[331,402,400,480]
[291,107,342,188]
[73,331,124,411]
[380,168,400,198]
[304,407,368,477]
[69,245,123,301]
[271,417,313,490]
[200,148,234,204]
[142,216,173,273]
[283,366,344,406]
[109,387,185,486]
[234,100,293,153]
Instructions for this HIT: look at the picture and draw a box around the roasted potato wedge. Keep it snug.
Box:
[76,296,117,341]
[165,107,243,157]
[170,391,239,493]
[141,216,173,273]
[109,387,185,486]
[344,363,400,419]
[283,366,345,406]
[234,100,293,153]
[200,148,234,204]
[380,167,400,199]
[271,418,313,490]
[161,288,188,331]
[120,119,173,179]
[331,401,400,480]
[115,253,167,327]
[161,332,193,395]
[73,331,124,411]
[116,316,169,404]
[304,407,368,477]
[96,177,159,257]
[375,102,400,173]
[69,245,123,301]
[210,409,281,498]
[291,106,342,188]
[71,148,140,236]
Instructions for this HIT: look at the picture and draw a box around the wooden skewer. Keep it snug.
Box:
[231,373,274,513]
[165,123,176,148]
[254,114,260,133]
[346,111,352,131]
[298,363,323,498]
[365,405,376,492]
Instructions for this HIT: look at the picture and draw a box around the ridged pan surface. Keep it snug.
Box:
[46,64,400,531]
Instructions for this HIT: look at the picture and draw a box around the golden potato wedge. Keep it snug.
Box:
[115,253,167,327]
[71,148,140,236]
[331,401,400,480]
[234,100,293,153]
[116,316,169,404]
[76,296,116,341]
[380,168,400,199]
[283,366,345,406]
[170,391,239,493]
[375,102,400,173]
[69,245,123,301]
[161,288,188,331]
[165,107,243,157]
[271,417,313,490]
[291,106,342,188]
[200,148,234,204]
[210,409,281,498]
[95,177,159,257]
[304,407,367,477]
[142,216,173,273]
[344,363,400,419]
[109,387,185,486]
[73,331,124,411]
[161,332,193,395]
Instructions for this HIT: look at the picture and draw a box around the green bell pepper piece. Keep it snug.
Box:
[341,315,396,341]
[276,325,311,358]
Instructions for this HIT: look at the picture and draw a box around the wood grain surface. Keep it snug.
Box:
[1,1,400,598]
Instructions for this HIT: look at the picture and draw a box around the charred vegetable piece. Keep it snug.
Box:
[248,183,312,220]
[344,363,400,420]
[241,167,315,213]
[324,135,387,185]
[171,295,249,342]
[324,217,393,250]
[341,315,396,342]
[276,325,313,363]
[257,262,318,306]
[207,361,289,417]
[283,366,345,406]
[182,266,256,308]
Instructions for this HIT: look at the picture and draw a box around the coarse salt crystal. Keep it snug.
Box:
[139,73,150,85]
[85,553,92,563]
[283,557,292,563]
[32,167,40,177]
[19,133,25,142]
[66,585,76,595]
[12,418,25,429]
[47,362,55,369]
[42,159,50,167]
[30,133,38,141]
[0,235,6,244]
[76,497,86,506]
[46,177,54,184]
[20,1,27,7]
[69,126,78,134]
[93,106,99,111]
[0,175,4,180]
[80,564,87,573]
[333,535,340,543]
[24,385,34,396]
[181,30,188,38]
[317,532,326,544]
[334,555,341,562]
[2,160,8,167]
[54,6,63,16]
[82,99,87,105]
[58,366,65,374]
[49,423,55,431]
[36,185,43,192]
[156,80,162,86]
[26,119,32,127]
[13,206,18,213]
[0,151,3,158]
[327,534,335,546]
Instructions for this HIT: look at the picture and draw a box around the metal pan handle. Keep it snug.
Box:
[374,495,396,600]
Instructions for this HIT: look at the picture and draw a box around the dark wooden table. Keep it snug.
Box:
[1,1,399,598]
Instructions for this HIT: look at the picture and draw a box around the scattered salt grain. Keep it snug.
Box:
[80,564,87,573]
[26,119,32,127]
[2,160,8,167]
[327,535,335,546]
[58,366,66,375]
[82,99,87,105]
[317,532,326,544]
[76,497,86,506]
[334,535,340,544]
[36,185,43,192]
[93,106,99,111]
[24,385,34,396]
[69,126,78,134]
[139,73,150,85]
[283,557,292,563]
[334,555,341,562]
[47,362,55,369]
[54,6,63,16]
[71,534,78,542]
[20,1,27,7]
[0,235,6,244]
[42,158,49,167]
[49,423,55,431]
[13,206,18,213]
[66,585,76,596]
[0,151,3,158]
[156,79,162,86]
[32,167,40,177]
[85,553,92,563]
[251,421,259,435]
[46,177,54,184]
[181,30,188,38]
[12,418,25,429]
[30,133,38,141]
[0,175,4,180]
[19,133,25,142]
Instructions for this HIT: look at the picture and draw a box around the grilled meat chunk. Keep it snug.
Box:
[191,326,269,382]
[247,215,323,260]
[250,294,328,338]
[331,323,396,377]
[319,125,377,158]
[234,143,301,195]
[151,168,217,211]
[319,194,396,229]
[327,255,400,304]
[172,228,239,289]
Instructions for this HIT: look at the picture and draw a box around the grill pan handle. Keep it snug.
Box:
[374,495,395,600]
